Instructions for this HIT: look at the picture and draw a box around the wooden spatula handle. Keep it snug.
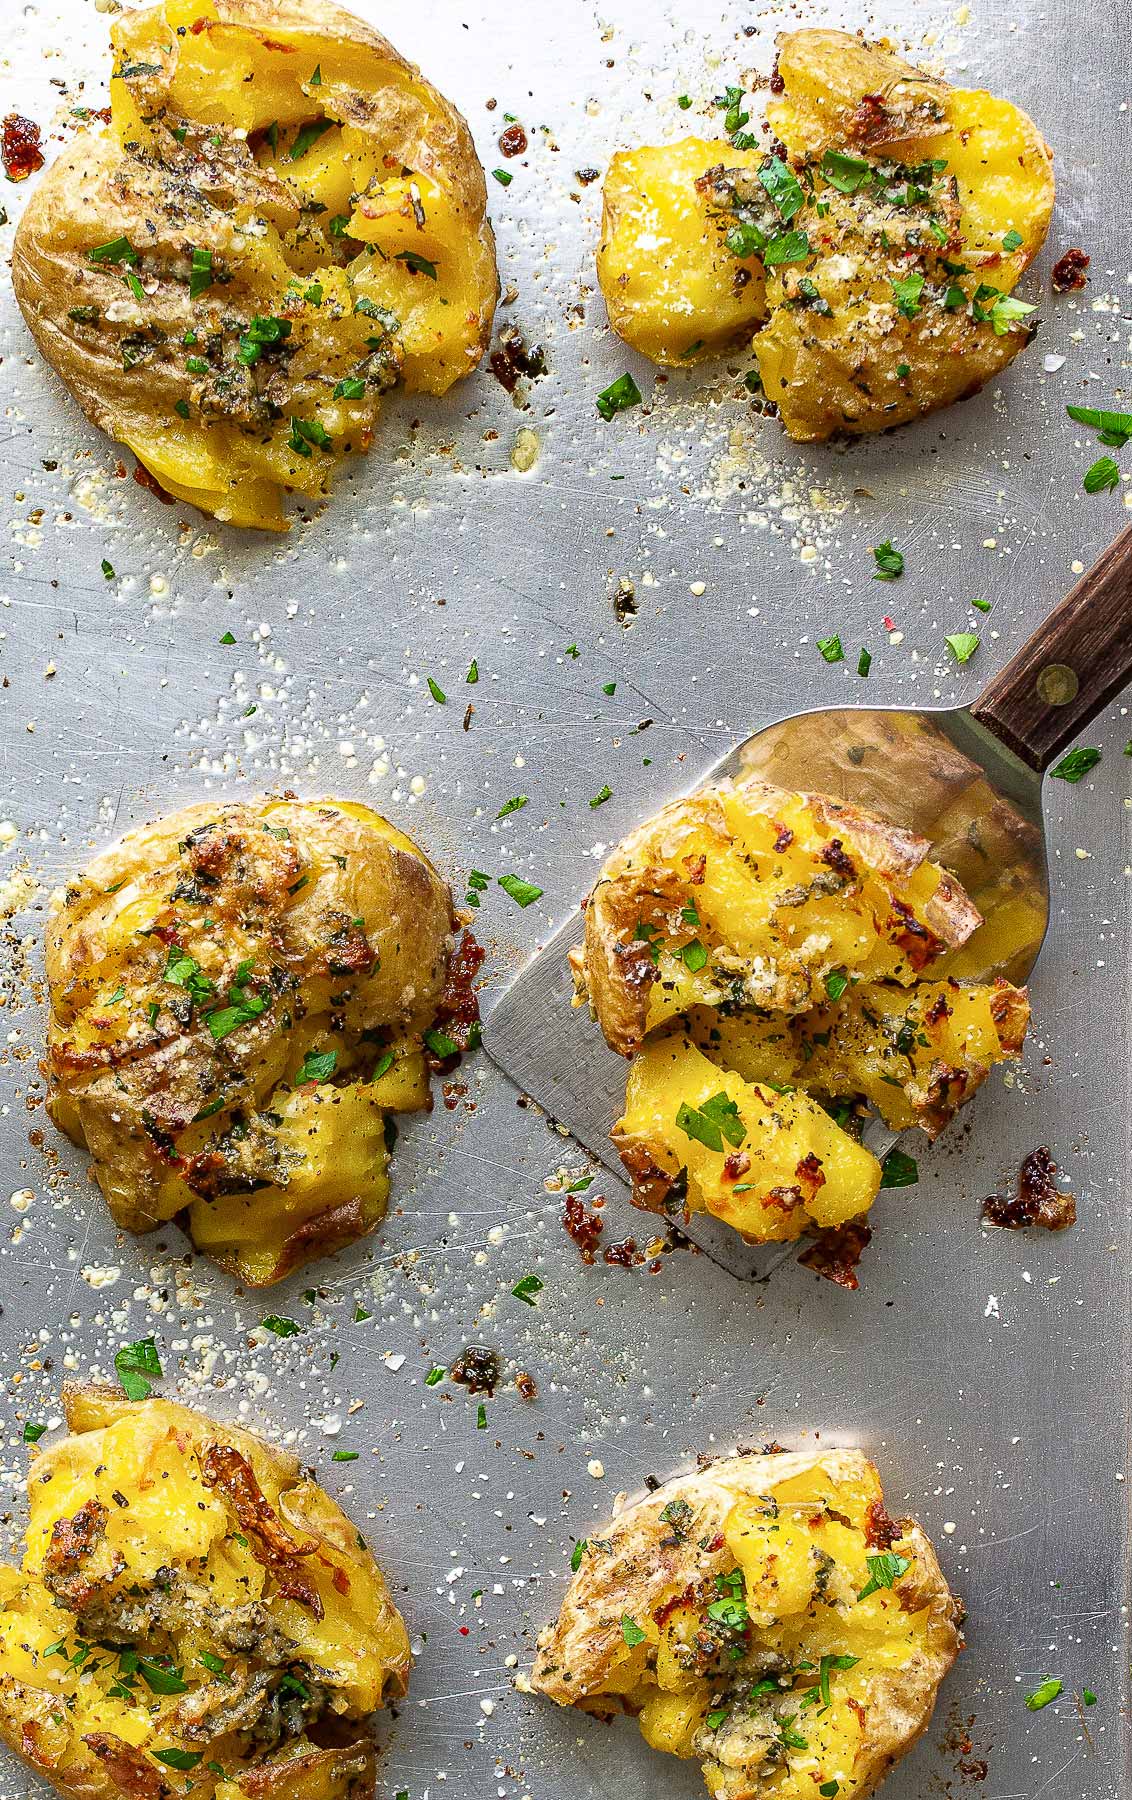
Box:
[971,524,1132,772]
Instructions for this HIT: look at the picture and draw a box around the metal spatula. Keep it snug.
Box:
[483,527,1132,1280]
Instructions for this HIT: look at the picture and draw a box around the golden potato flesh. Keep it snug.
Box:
[45,797,468,1284]
[530,1447,962,1800]
[0,1389,408,1800]
[574,775,982,1059]
[690,974,1030,1138]
[614,1031,881,1244]
[598,140,766,364]
[12,0,497,529]
[593,28,1052,439]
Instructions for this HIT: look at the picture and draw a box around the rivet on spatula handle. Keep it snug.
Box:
[970,523,1132,771]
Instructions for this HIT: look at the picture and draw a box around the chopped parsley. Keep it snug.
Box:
[498,873,543,907]
[333,377,367,400]
[971,597,992,613]
[22,1422,46,1443]
[857,1551,911,1600]
[758,155,805,221]
[497,795,528,818]
[296,1048,337,1085]
[153,1749,203,1771]
[260,1316,300,1338]
[427,676,447,704]
[1084,454,1120,494]
[511,1274,544,1306]
[675,1091,747,1153]
[332,1450,359,1462]
[945,632,980,664]
[466,659,479,683]
[824,969,848,1001]
[871,541,904,581]
[621,1615,647,1647]
[288,415,331,456]
[398,250,438,279]
[1050,746,1101,783]
[425,1366,445,1386]
[88,236,137,266]
[891,270,925,319]
[100,559,115,580]
[423,1027,459,1058]
[1002,228,1024,251]
[289,118,334,160]
[1025,1677,1063,1711]
[1066,402,1132,447]
[492,168,512,186]
[879,1148,919,1188]
[856,646,871,678]
[189,247,213,298]
[138,1657,189,1696]
[570,1539,588,1570]
[596,372,643,420]
[476,1403,487,1429]
[589,785,613,808]
[820,148,872,193]
[817,634,844,663]
[114,1336,162,1401]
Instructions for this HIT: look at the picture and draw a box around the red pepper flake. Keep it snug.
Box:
[458,1624,470,1635]
[2,114,44,182]
[882,615,895,631]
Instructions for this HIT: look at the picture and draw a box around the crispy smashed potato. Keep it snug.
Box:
[573,775,982,1059]
[573,774,1028,1255]
[46,796,474,1284]
[0,1389,408,1800]
[12,0,497,529]
[530,1446,962,1800]
[615,1030,881,1243]
[595,28,1053,439]
[598,139,766,364]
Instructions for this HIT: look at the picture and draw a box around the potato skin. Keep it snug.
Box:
[530,1446,962,1800]
[12,0,498,529]
[0,1387,408,1800]
[45,797,460,1283]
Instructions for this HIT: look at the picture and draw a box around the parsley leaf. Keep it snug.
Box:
[596,372,643,420]
[1025,1677,1063,1711]
[945,632,980,664]
[817,634,844,663]
[891,271,925,319]
[296,1048,337,1085]
[511,1274,544,1306]
[857,1550,911,1600]
[1050,746,1101,783]
[114,1336,162,1401]
[1066,402,1132,448]
[871,541,904,580]
[1084,454,1120,494]
[260,1316,300,1338]
[621,1615,647,1646]
[498,873,543,907]
[758,155,805,221]
[289,118,333,160]
[675,1092,747,1153]
[570,1539,588,1570]
[497,795,528,819]
[879,1148,919,1189]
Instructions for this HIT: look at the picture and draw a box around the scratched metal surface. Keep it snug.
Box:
[0,0,1129,1797]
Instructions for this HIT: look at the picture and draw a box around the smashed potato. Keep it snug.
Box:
[12,0,497,529]
[530,1446,962,1800]
[595,28,1053,439]
[615,1030,881,1243]
[573,774,1028,1257]
[0,1388,408,1800]
[46,797,475,1284]
[573,775,981,1060]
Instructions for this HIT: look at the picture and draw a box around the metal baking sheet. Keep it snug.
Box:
[0,0,1128,1797]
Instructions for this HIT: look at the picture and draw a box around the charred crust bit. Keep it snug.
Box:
[794,1151,826,1198]
[449,1344,500,1394]
[1051,247,1089,292]
[922,1061,968,1131]
[764,1184,804,1214]
[982,1145,1076,1232]
[864,1498,900,1550]
[432,928,485,1050]
[924,991,951,1027]
[134,461,177,504]
[798,1219,872,1288]
[616,1141,678,1216]
[322,912,376,977]
[682,853,707,886]
[819,838,856,880]
[83,1735,169,1800]
[722,1150,751,1183]
[199,1443,325,1618]
[515,1369,539,1400]
[889,899,945,971]
[769,56,784,93]
[772,821,794,854]
[562,1192,603,1263]
[43,1496,108,1575]
[142,1112,184,1165]
[615,935,659,999]
[1,113,44,182]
